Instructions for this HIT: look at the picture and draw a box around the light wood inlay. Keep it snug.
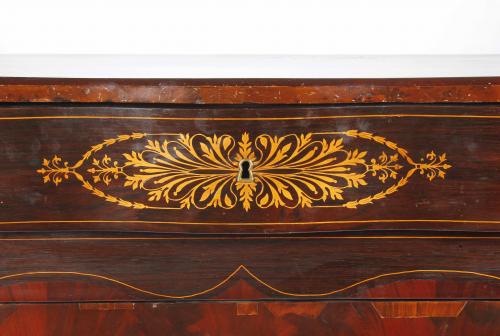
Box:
[372,301,467,318]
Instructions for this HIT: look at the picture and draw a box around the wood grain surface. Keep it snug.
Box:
[0,78,499,335]
[0,104,499,233]
[0,301,498,336]
[0,236,497,302]
[0,77,499,104]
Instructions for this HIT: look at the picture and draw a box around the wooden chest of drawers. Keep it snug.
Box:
[0,78,499,335]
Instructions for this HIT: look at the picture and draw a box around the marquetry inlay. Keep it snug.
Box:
[37,130,451,211]
[0,267,497,299]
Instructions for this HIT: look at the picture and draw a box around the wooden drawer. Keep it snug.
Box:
[0,236,498,302]
[0,104,499,233]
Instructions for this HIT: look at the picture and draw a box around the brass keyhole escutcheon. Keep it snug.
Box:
[237,159,254,183]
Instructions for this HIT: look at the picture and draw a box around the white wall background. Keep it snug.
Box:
[1,0,499,77]
[2,0,500,55]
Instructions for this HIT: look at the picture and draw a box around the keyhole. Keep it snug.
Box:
[238,159,254,182]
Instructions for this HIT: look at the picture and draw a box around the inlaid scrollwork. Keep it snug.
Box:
[37,131,451,211]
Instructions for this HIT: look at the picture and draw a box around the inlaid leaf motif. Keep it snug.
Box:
[37,131,451,211]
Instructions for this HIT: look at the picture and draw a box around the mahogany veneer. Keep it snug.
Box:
[0,77,499,335]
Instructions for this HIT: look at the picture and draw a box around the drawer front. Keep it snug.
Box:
[0,104,499,233]
[0,236,498,302]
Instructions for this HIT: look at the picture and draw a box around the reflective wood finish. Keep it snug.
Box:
[0,78,499,335]
[1,77,500,104]
[1,301,499,336]
[0,105,499,233]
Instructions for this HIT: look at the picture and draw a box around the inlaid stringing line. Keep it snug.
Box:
[0,267,498,299]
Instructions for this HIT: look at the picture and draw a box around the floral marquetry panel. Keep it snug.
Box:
[37,131,450,212]
[0,104,499,232]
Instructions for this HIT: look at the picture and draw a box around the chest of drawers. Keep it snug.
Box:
[0,78,499,335]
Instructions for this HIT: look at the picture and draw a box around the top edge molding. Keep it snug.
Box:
[1,77,500,104]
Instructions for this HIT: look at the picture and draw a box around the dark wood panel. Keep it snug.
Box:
[0,301,499,336]
[1,78,499,334]
[0,237,497,302]
[0,105,499,233]
[0,77,500,104]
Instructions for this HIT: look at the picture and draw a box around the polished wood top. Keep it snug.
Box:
[1,77,500,104]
